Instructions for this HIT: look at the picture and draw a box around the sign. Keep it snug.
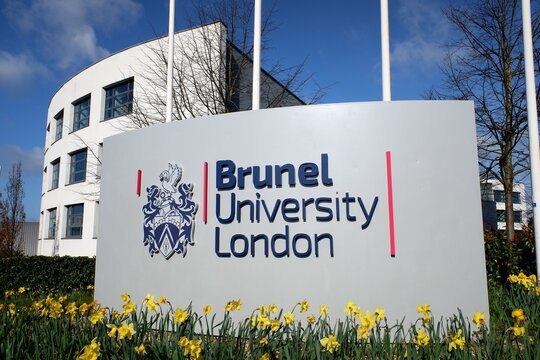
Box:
[95,101,489,323]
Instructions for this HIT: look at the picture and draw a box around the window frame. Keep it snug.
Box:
[65,203,84,239]
[69,149,87,184]
[103,78,134,121]
[73,95,91,132]
[51,158,60,190]
[47,208,57,239]
[54,110,64,142]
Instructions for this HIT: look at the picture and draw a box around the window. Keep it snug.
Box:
[494,190,522,204]
[73,96,90,131]
[104,79,133,120]
[54,110,63,142]
[51,158,60,189]
[497,210,523,223]
[512,191,521,204]
[48,208,57,238]
[69,149,87,184]
[494,190,504,202]
[66,204,84,238]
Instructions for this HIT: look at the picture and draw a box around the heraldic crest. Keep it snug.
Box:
[143,163,198,259]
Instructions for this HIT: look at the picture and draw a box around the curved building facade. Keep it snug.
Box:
[38,22,302,256]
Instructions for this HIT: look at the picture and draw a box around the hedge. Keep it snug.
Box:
[0,256,95,295]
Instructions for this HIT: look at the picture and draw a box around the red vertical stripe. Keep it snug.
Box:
[203,162,208,224]
[136,169,142,197]
[386,151,396,257]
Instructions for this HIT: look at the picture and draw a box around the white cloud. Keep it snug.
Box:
[4,0,142,69]
[0,51,49,92]
[0,145,44,177]
[391,0,451,69]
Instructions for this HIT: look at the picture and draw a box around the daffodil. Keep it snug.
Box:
[225,299,242,312]
[122,301,136,315]
[283,312,295,325]
[448,329,465,351]
[416,328,429,347]
[18,287,26,294]
[344,300,359,316]
[89,308,106,325]
[472,311,486,327]
[178,336,189,347]
[269,304,278,313]
[107,324,118,338]
[121,293,130,302]
[77,338,100,360]
[299,300,309,312]
[117,323,136,340]
[135,344,146,355]
[513,325,525,336]
[374,307,385,322]
[307,314,316,325]
[183,339,202,360]
[260,354,270,360]
[203,305,211,315]
[259,338,269,345]
[320,334,340,354]
[270,319,281,331]
[143,294,158,311]
[86,284,94,290]
[512,308,526,323]
[173,308,189,323]
[320,304,329,316]
[158,296,168,304]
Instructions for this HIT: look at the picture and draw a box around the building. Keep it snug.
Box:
[480,179,528,231]
[38,22,303,257]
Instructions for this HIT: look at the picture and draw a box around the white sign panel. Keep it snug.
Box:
[95,101,489,323]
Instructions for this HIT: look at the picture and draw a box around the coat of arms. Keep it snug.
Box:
[143,163,198,259]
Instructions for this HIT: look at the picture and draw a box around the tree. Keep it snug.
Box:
[0,162,26,257]
[123,0,324,129]
[433,0,539,241]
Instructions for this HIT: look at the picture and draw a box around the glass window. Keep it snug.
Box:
[54,110,63,142]
[104,79,133,120]
[512,192,521,204]
[73,96,90,131]
[496,210,523,223]
[66,204,84,238]
[493,190,504,202]
[48,208,57,238]
[51,158,60,189]
[69,149,87,184]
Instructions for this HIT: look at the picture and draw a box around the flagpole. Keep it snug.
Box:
[252,0,261,110]
[165,0,176,123]
[521,0,540,278]
[381,0,391,101]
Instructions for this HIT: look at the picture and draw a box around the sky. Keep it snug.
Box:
[0,0,458,221]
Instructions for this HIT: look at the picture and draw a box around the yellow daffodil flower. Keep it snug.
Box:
[299,300,309,312]
[259,338,269,346]
[448,329,465,351]
[260,354,270,360]
[374,307,385,322]
[158,296,168,304]
[18,287,26,294]
[76,338,100,360]
[269,304,278,313]
[307,314,316,325]
[178,336,189,348]
[117,323,136,340]
[511,309,526,323]
[203,305,211,315]
[320,334,340,354]
[283,312,295,325]
[513,325,525,336]
[134,344,146,355]
[472,311,486,327]
[183,339,202,360]
[143,294,158,311]
[107,324,118,338]
[122,301,136,315]
[270,319,281,331]
[320,304,329,316]
[121,293,130,302]
[173,308,189,323]
[416,328,430,347]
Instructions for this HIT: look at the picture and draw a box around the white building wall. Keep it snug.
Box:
[38,23,227,257]
[38,22,303,257]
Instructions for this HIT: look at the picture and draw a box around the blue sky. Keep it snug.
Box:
[0,0,455,221]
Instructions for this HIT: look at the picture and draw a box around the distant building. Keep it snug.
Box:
[480,179,528,231]
[37,22,303,257]
[19,222,39,256]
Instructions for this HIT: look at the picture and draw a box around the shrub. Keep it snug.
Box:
[0,256,94,295]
